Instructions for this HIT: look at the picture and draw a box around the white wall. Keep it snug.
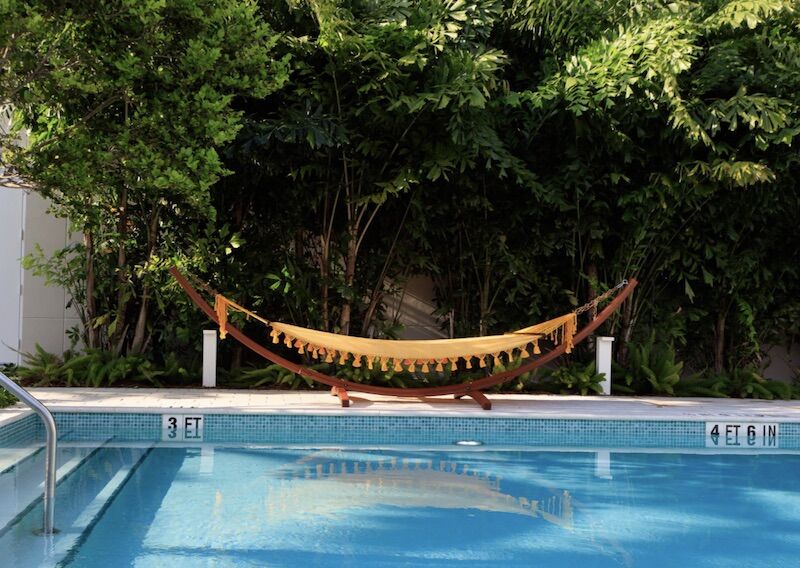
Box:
[3,111,79,361]
[0,188,25,364]
[0,187,80,364]
[383,276,448,339]
[19,192,81,358]
[763,344,800,384]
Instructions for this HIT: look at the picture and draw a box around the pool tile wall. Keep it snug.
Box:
[783,423,800,437]
[0,414,39,448]
[204,414,707,447]
[26,412,799,449]
[52,413,162,441]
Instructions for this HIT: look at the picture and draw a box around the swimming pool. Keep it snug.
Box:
[2,412,799,566]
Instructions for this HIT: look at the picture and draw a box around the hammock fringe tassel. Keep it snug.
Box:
[213,293,580,373]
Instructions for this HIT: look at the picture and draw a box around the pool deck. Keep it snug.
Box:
[1,388,799,427]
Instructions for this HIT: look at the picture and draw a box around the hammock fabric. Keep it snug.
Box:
[215,293,577,375]
[170,267,637,410]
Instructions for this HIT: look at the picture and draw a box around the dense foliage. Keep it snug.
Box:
[0,387,16,409]
[3,0,288,355]
[2,0,799,393]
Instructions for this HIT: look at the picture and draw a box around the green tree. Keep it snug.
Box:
[222,0,533,338]
[4,0,288,354]
[514,0,800,369]
[6,0,799,386]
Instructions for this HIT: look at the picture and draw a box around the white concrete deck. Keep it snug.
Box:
[1,388,799,426]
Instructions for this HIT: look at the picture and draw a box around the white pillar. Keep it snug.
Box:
[202,330,217,388]
[596,336,614,395]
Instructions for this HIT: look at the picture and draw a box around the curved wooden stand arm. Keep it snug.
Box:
[170,267,637,410]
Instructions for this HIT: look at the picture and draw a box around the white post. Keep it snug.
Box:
[202,330,217,388]
[596,336,614,395]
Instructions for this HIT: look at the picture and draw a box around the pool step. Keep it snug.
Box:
[0,444,153,568]
[0,445,42,474]
[0,442,106,531]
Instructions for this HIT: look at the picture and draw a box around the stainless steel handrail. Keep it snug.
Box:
[0,372,57,534]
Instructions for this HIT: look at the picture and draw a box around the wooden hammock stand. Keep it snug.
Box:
[170,267,637,410]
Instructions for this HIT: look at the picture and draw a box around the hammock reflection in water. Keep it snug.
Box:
[50,446,800,567]
[265,454,573,529]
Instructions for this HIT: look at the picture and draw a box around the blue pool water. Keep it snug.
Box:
[5,445,799,567]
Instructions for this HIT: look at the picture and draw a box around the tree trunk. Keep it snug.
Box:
[83,229,99,349]
[713,305,727,374]
[478,249,491,337]
[231,345,243,372]
[359,194,414,336]
[339,225,357,335]
[478,274,489,337]
[129,288,150,355]
[112,186,129,353]
[320,234,330,331]
[360,289,384,337]
[584,261,598,354]
[129,206,160,354]
[617,287,636,366]
[586,262,598,320]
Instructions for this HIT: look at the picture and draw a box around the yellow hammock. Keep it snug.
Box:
[214,294,577,373]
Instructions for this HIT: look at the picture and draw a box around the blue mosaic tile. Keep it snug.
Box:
[0,414,40,447]
[53,412,161,441]
[202,415,708,448]
[2,411,798,449]
[781,422,800,438]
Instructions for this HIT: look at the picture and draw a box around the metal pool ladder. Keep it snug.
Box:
[0,371,57,535]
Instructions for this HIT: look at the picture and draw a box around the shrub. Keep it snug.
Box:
[674,373,730,398]
[225,363,317,390]
[614,334,683,395]
[540,361,605,396]
[764,379,793,401]
[726,367,775,400]
[14,346,197,388]
[675,367,795,400]
[0,365,19,408]
[0,388,16,408]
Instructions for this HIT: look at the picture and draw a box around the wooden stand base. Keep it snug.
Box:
[454,391,492,410]
[466,390,492,410]
[453,391,492,410]
[330,386,350,407]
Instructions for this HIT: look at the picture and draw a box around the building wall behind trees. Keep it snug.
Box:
[0,188,24,364]
[0,188,79,364]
